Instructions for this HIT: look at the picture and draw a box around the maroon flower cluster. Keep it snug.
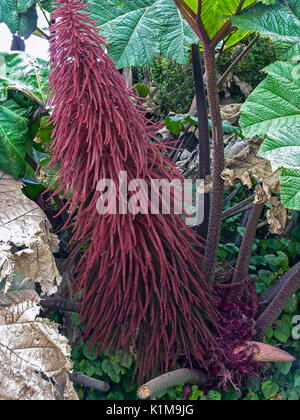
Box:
[48,0,222,383]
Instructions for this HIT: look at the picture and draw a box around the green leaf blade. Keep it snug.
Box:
[280,169,300,210]
[87,0,198,68]
[232,1,300,61]
[0,99,30,178]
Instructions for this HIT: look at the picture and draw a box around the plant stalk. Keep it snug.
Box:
[232,202,264,285]
[255,261,300,340]
[40,296,81,313]
[202,43,225,284]
[68,372,110,392]
[137,369,207,399]
[217,35,260,88]
[191,43,210,240]
[222,195,255,220]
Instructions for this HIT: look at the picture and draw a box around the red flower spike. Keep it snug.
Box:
[48,0,222,384]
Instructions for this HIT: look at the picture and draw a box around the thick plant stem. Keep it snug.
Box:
[255,261,300,341]
[68,372,110,392]
[202,43,224,285]
[235,342,295,363]
[222,195,255,220]
[232,202,264,285]
[191,44,210,240]
[137,369,207,399]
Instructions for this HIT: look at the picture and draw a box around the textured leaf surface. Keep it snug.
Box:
[0,52,49,104]
[0,171,61,295]
[232,0,300,60]
[87,0,198,67]
[0,53,49,178]
[0,285,77,400]
[0,99,30,178]
[0,0,37,38]
[180,0,256,42]
[240,61,300,137]
[259,126,300,171]
[240,60,300,210]
[280,169,300,210]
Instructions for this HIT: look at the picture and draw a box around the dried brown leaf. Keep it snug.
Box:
[0,171,61,295]
[220,103,242,125]
[0,288,78,400]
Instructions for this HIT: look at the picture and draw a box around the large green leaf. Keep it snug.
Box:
[240,60,300,210]
[196,0,256,40]
[87,0,198,67]
[0,0,37,38]
[259,127,300,171]
[240,61,300,136]
[0,99,30,178]
[232,0,300,60]
[0,52,49,104]
[280,169,300,210]
[179,0,256,42]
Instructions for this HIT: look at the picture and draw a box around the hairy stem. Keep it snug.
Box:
[174,0,203,40]
[191,44,210,240]
[255,261,300,340]
[232,202,264,285]
[137,369,207,399]
[202,43,224,284]
[68,372,110,392]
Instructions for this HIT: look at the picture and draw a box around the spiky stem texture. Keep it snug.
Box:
[68,372,110,392]
[202,43,224,285]
[235,342,295,363]
[48,0,221,384]
[138,369,207,399]
[255,261,300,340]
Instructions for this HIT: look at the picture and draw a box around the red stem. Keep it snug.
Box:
[202,43,224,284]
[174,0,203,40]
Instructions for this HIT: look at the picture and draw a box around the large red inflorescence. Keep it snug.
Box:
[48,0,222,383]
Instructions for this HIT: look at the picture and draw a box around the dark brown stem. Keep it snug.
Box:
[30,104,49,124]
[40,296,81,313]
[137,369,207,399]
[202,43,224,284]
[191,44,210,240]
[68,372,110,392]
[26,154,38,172]
[36,27,50,40]
[217,35,260,88]
[255,261,300,340]
[232,203,264,285]
[222,195,255,220]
